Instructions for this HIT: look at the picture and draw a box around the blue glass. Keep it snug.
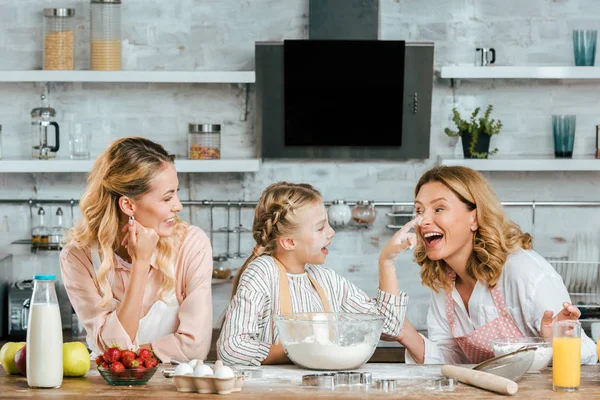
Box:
[552,115,576,158]
[573,30,597,66]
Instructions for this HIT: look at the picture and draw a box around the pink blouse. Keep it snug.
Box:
[60,225,213,363]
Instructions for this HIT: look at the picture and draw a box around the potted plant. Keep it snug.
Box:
[444,104,502,159]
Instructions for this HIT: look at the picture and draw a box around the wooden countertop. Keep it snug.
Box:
[2,363,600,399]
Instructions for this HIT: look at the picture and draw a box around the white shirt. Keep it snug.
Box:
[405,248,597,365]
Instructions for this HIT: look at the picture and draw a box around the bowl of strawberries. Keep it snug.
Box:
[96,346,160,386]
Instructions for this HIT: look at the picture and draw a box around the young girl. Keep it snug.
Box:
[217,182,411,366]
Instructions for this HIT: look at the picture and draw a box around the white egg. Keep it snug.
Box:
[174,362,194,376]
[213,360,235,379]
[188,359,199,369]
[193,363,214,377]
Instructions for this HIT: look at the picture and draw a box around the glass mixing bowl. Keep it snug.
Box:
[491,337,553,373]
[274,312,384,371]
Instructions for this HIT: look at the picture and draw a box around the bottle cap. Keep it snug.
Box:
[34,274,56,280]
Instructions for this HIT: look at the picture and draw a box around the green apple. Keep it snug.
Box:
[0,342,26,374]
[63,342,90,377]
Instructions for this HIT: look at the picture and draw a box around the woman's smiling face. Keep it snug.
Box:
[131,162,183,237]
[414,181,478,265]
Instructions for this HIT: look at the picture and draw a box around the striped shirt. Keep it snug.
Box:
[217,255,408,366]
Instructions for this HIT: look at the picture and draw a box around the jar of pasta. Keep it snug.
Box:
[43,8,75,70]
[188,124,221,160]
[90,0,121,70]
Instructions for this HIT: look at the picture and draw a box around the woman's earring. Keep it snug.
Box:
[129,215,135,225]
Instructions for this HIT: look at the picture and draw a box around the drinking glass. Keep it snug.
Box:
[68,123,91,159]
[552,320,581,392]
[573,29,597,66]
[552,115,576,158]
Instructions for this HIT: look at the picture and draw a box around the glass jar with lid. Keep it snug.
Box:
[188,124,221,160]
[352,200,376,225]
[43,8,75,70]
[328,200,352,227]
[90,0,121,70]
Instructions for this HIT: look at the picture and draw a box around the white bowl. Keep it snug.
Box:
[491,337,553,373]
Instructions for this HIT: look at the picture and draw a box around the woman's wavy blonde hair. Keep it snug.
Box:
[231,182,322,296]
[65,137,188,307]
[414,166,532,293]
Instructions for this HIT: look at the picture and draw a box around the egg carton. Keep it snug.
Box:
[173,374,245,394]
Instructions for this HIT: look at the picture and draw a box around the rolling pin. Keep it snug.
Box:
[441,365,518,395]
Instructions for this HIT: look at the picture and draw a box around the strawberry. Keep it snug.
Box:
[120,350,137,368]
[137,348,152,360]
[143,357,158,369]
[103,346,122,363]
[110,361,125,374]
[128,359,140,369]
[134,365,147,379]
[95,355,104,366]
[101,361,110,369]
[135,357,144,365]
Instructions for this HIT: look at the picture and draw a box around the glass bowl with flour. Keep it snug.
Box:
[491,337,553,373]
[274,312,384,370]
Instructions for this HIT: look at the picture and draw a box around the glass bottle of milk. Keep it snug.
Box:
[26,274,63,388]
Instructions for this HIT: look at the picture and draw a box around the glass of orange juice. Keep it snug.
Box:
[552,320,581,392]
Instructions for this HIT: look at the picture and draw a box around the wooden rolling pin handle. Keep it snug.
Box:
[441,365,518,395]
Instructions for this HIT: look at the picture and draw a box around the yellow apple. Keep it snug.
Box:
[63,342,90,377]
[0,342,26,374]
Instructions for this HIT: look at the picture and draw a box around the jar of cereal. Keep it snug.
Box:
[43,8,75,70]
[188,124,221,160]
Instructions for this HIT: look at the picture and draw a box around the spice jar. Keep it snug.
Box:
[43,8,75,70]
[352,200,376,225]
[328,200,352,227]
[188,124,221,160]
[90,0,121,70]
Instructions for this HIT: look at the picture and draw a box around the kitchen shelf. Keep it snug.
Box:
[0,159,261,173]
[439,66,600,80]
[439,156,600,171]
[0,70,255,83]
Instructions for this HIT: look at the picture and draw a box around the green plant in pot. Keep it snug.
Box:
[444,105,502,159]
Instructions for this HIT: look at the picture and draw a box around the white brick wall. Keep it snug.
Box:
[1,0,600,329]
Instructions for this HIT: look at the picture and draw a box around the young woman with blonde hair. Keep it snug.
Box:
[386,165,596,364]
[217,182,411,366]
[60,137,213,362]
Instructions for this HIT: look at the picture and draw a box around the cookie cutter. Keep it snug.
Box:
[375,378,397,392]
[430,377,458,391]
[234,366,263,379]
[302,371,372,390]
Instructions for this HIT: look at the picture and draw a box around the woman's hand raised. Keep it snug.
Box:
[540,302,581,338]
[121,216,159,264]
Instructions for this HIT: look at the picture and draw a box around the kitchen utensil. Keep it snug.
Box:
[328,200,352,227]
[442,365,518,395]
[473,346,536,381]
[31,98,60,159]
[274,312,386,370]
[375,378,397,391]
[302,371,372,389]
[491,337,552,373]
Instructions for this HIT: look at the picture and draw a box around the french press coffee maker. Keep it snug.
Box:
[31,96,60,159]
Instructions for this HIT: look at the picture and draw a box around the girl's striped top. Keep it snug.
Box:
[217,255,409,366]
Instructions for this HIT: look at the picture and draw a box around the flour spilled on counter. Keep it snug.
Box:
[285,340,375,370]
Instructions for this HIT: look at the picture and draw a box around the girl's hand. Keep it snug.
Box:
[539,302,581,338]
[379,216,421,266]
[120,217,159,264]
